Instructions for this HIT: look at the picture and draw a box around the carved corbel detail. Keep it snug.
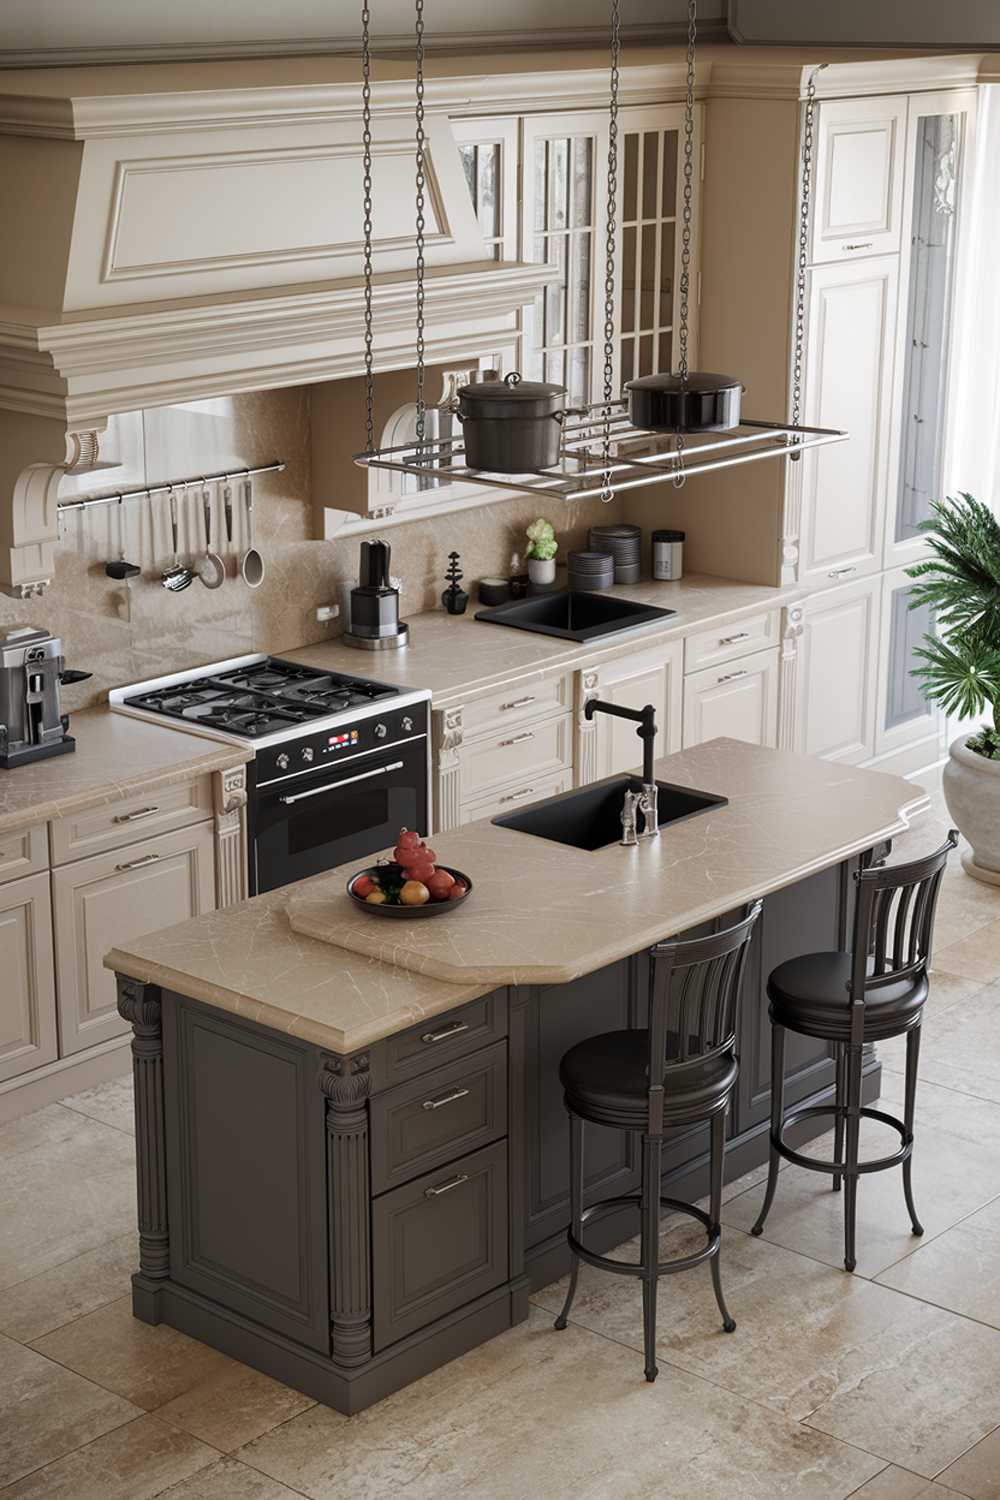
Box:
[0,411,109,598]
[319,1052,373,1367]
[574,669,602,786]
[115,974,169,1280]
[778,604,805,752]
[213,764,249,907]
[433,704,464,832]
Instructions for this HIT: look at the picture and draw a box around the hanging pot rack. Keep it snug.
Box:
[352,3,846,501]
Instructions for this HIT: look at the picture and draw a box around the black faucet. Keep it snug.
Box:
[583,699,660,841]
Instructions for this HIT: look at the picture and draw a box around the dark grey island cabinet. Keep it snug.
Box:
[114,852,879,1415]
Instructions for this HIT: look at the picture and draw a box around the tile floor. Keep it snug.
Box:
[2,776,1000,1498]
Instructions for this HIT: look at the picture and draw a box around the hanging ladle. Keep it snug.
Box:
[238,475,265,589]
[160,486,193,592]
[196,481,225,590]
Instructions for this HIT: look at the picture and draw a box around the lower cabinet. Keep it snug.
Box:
[797,576,880,764]
[873,564,942,769]
[682,647,779,750]
[583,640,684,783]
[0,871,57,1085]
[53,821,216,1056]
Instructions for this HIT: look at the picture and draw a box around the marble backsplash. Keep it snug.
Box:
[0,387,625,714]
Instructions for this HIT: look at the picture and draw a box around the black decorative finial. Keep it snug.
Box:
[441,551,469,615]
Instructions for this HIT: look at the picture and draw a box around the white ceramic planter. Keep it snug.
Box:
[943,732,1000,884]
[527,556,556,585]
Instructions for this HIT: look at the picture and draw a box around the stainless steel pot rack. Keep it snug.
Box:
[353,408,845,502]
[57,461,286,515]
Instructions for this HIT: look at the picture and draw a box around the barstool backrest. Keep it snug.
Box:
[848,830,959,1043]
[645,902,763,1132]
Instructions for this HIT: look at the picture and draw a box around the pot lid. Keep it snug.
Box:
[625,372,742,394]
[457,370,566,402]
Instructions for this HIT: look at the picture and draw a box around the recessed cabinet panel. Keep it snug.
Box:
[588,641,683,782]
[874,566,940,765]
[682,648,779,751]
[800,256,898,585]
[0,872,57,1084]
[811,96,905,263]
[797,578,880,764]
[0,825,48,883]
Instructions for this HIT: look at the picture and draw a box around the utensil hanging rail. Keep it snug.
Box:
[56,462,286,514]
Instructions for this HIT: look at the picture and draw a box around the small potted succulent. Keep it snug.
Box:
[908,492,1000,882]
[526,517,558,586]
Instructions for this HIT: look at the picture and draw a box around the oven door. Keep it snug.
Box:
[252,738,428,894]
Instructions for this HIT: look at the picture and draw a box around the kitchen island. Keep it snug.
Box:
[106,739,927,1414]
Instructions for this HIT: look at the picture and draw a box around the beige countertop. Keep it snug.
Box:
[285,574,804,709]
[0,708,251,838]
[106,740,927,1054]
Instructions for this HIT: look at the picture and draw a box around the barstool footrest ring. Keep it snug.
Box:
[774,1103,912,1178]
[568,1193,720,1279]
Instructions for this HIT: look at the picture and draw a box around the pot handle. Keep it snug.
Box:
[555,406,590,425]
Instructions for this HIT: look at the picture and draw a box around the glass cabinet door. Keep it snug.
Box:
[619,121,681,387]
[875,565,941,766]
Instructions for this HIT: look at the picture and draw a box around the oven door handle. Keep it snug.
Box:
[278,759,404,804]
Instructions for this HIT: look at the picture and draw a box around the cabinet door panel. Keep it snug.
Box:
[811,96,905,263]
[874,565,941,766]
[800,256,898,585]
[0,872,57,1084]
[682,648,779,750]
[583,642,683,784]
[53,822,216,1056]
[798,577,880,764]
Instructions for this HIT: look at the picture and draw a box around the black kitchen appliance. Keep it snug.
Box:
[0,625,91,768]
[343,539,409,650]
[455,371,571,473]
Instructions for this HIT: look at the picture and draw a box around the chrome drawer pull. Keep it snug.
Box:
[115,852,161,872]
[499,785,536,804]
[717,670,748,685]
[719,631,750,646]
[113,805,160,824]
[842,240,874,251]
[279,760,403,804]
[424,1173,469,1198]
[421,1087,471,1111]
[499,695,536,711]
[827,565,857,578]
[498,731,535,748]
[420,1020,470,1045]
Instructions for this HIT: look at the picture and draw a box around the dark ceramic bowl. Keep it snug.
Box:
[347,863,473,918]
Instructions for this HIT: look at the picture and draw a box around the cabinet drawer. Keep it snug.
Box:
[461,674,572,738]
[371,1040,507,1196]
[683,647,780,751]
[462,768,571,826]
[462,713,572,801]
[0,824,48,882]
[50,776,213,866]
[683,610,779,675]
[372,1140,508,1351]
[381,991,507,1089]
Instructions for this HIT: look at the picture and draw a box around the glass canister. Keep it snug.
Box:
[652,529,685,581]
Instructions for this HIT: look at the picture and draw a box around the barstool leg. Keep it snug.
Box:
[843,1042,863,1273]
[709,1108,736,1333]
[832,1043,846,1193]
[903,1026,924,1237]
[751,1022,786,1237]
[554,1111,583,1331]
[641,1131,663,1382]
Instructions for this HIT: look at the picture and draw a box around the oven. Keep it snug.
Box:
[251,732,429,895]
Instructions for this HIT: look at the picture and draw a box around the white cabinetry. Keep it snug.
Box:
[811,96,906,263]
[0,871,57,1085]
[873,565,942,771]
[682,649,779,751]
[797,577,881,764]
[577,642,684,784]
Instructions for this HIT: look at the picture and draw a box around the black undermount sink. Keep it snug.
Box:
[474,590,676,643]
[493,773,728,851]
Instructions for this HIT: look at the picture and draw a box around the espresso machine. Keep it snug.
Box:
[0,626,91,768]
[343,540,409,650]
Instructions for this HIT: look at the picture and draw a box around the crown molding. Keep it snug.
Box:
[707,51,985,100]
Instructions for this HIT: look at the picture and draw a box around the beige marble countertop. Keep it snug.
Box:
[0,708,251,837]
[107,740,927,1054]
[285,574,805,709]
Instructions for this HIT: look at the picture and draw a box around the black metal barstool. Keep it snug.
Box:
[553,902,762,1382]
[751,831,959,1272]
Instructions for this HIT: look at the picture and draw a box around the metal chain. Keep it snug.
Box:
[361,0,375,453]
[673,0,697,488]
[413,0,427,446]
[790,63,826,459]
[599,0,622,504]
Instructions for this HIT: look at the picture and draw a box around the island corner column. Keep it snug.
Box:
[320,1052,374,1366]
[116,974,170,1320]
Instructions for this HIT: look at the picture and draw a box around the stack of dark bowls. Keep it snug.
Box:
[587,523,643,584]
[566,551,615,592]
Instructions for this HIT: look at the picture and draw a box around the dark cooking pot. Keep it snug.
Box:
[456,371,569,473]
[625,372,743,433]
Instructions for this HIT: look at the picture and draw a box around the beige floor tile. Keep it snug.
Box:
[0,1102,86,1162]
[157,1360,316,1452]
[59,1074,135,1137]
[936,1424,1000,1498]
[0,1331,140,1488]
[0,1414,216,1500]
[878,972,989,1074]
[933,921,1000,985]
[162,1456,312,1499]
[723,1076,1000,1278]
[876,1196,1000,1328]
[0,1114,136,1290]
[879,983,1000,1104]
[0,1231,138,1343]
[240,1308,883,1500]
[848,1467,962,1498]
[31,1294,234,1411]
[533,1221,968,1424]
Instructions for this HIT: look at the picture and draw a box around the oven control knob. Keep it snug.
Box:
[374,722,388,739]
[402,715,414,733]
[276,753,290,770]
[301,746,314,763]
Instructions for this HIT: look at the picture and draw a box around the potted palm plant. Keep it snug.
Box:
[908,492,1000,883]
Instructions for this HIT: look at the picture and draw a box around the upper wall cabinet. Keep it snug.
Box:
[810,96,906,263]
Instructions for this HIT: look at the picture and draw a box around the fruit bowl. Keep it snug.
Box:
[347,863,473,918]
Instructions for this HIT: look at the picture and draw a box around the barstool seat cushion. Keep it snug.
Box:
[559,1029,738,1130]
[768,951,927,1041]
